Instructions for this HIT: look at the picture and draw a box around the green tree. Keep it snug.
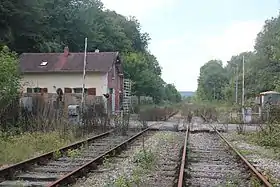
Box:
[0,46,20,107]
[123,52,166,103]
[164,84,182,103]
[0,0,181,105]
[219,13,280,101]
[197,60,228,101]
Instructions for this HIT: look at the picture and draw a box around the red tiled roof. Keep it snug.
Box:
[19,52,119,73]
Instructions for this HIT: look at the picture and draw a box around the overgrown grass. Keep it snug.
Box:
[236,122,280,160]
[252,123,280,147]
[0,131,75,166]
[227,131,280,160]
[180,100,243,124]
[138,104,177,121]
[227,132,280,186]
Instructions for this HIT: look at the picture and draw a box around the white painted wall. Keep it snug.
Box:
[21,72,108,96]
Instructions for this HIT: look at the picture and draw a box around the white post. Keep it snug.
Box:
[236,64,238,104]
[242,56,245,122]
[81,37,88,114]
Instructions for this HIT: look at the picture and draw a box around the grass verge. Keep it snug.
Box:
[0,131,75,166]
[227,130,280,160]
[226,132,280,186]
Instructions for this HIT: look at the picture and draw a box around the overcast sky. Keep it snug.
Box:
[102,0,279,91]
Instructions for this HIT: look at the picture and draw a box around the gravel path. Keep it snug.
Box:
[73,131,184,187]
[225,133,280,186]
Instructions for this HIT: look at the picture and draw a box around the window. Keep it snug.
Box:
[72,88,91,94]
[27,88,33,93]
[73,88,88,94]
[27,87,47,93]
[73,88,82,93]
[64,87,72,93]
[109,88,113,94]
[88,88,96,95]
[33,87,41,93]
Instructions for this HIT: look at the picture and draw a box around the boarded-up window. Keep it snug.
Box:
[33,87,41,93]
[42,88,48,93]
[27,88,33,93]
[88,88,96,95]
[64,87,72,93]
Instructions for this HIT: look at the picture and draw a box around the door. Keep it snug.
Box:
[111,88,115,114]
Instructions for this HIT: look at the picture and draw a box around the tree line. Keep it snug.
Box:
[196,12,280,103]
[0,0,181,104]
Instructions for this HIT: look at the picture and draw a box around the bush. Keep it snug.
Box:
[0,46,21,129]
[181,103,219,122]
[138,105,177,121]
[253,123,280,148]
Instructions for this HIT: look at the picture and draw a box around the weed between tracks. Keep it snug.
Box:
[216,179,260,187]
[106,147,156,187]
[109,167,149,187]
[133,149,156,170]
[67,149,82,159]
[104,133,181,187]
[249,176,262,187]
[216,176,262,187]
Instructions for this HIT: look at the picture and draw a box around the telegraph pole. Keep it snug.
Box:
[235,64,238,104]
[242,56,245,121]
[81,37,88,114]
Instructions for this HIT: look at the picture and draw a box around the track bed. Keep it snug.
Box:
[185,132,250,186]
[0,130,141,187]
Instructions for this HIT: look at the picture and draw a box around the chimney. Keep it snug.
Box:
[64,46,69,56]
[95,49,99,53]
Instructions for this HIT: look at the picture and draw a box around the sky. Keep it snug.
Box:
[101,0,280,91]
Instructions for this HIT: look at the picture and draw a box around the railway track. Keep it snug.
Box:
[177,125,273,187]
[0,128,153,187]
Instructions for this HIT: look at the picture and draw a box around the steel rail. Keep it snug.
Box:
[177,124,189,187]
[214,127,273,187]
[0,130,114,181]
[47,128,151,187]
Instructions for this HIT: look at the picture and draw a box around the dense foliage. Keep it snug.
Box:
[196,12,280,103]
[197,60,228,101]
[0,0,181,103]
[0,47,20,106]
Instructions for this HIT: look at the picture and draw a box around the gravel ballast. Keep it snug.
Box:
[186,132,250,187]
[73,131,184,187]
[225,132,280,185]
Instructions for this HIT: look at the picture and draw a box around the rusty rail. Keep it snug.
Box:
[0,130,113,181]
[47,128,150,187]
[177,124,189,187]
[214,128,273,187]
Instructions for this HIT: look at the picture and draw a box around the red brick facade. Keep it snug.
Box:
[107,61,123,113]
